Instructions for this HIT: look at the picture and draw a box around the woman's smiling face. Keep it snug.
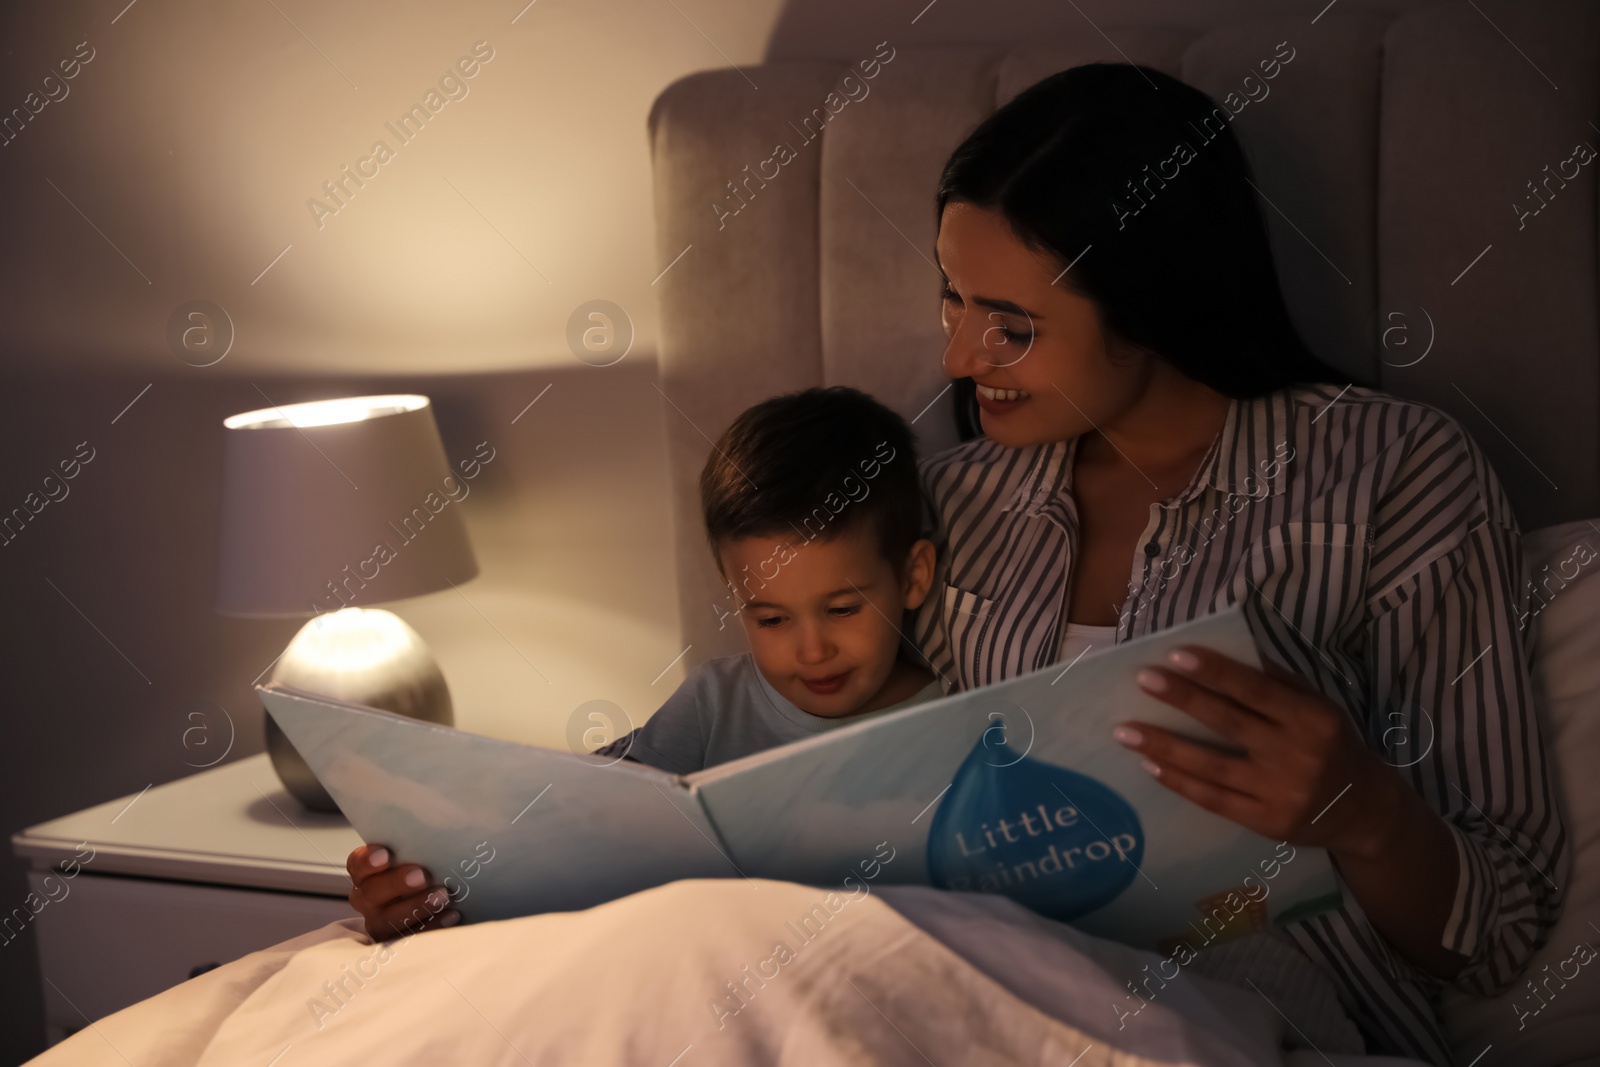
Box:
[936,200,1151,448]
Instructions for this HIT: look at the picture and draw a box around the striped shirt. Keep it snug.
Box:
[909,382,1568,1064]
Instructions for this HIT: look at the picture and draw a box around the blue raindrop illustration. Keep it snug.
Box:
[927,726,1144,921]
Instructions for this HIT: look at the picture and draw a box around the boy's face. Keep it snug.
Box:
[719,525,934,718]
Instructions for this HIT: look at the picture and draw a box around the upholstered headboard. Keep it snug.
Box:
[648,3,1600,665]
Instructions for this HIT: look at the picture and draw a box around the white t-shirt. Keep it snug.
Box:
[1056,620,1117,664]
[608,652,943,775]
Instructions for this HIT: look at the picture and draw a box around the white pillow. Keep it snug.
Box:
[1438,518,1600,1067]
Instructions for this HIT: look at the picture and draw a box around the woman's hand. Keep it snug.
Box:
[346,844,458,941]
[1116,643,1468,980]
[1114,644,1393,857]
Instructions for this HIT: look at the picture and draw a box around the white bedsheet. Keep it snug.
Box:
[28,878,1431,1066]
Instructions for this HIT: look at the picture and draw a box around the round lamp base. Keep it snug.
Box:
[263,607,453,812]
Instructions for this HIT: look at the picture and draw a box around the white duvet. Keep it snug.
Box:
[29,879,1428,1066]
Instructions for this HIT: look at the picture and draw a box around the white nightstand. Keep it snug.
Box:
[10,754,364,1046]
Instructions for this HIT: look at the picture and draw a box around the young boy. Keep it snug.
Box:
[595,385,944,772]
[347,386,945,938]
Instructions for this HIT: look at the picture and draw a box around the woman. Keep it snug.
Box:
[912,63,1566,1064]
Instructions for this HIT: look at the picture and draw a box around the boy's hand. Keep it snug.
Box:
[346,844,459,941]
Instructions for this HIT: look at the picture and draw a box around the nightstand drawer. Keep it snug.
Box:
[31,871,353,1040]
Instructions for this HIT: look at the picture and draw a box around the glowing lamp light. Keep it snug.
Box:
[222,394,428,430]
[280,607,424,673]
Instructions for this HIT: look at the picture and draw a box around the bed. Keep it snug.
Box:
[25,516,1600,1067]
[27,4,1600,1065]
[22,879,1435,1067]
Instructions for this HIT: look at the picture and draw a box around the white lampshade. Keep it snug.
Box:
[215,394,479,617]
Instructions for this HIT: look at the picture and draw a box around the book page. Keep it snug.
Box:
[259,686,738,920]
[690,607,1341,950]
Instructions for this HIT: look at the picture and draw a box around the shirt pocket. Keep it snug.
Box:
[941,582,1001,690]
[1222,520,1373,662]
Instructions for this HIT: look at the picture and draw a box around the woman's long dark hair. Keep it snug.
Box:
[939,63,1355,441]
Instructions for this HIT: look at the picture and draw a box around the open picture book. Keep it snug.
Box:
[259,604,1342,954]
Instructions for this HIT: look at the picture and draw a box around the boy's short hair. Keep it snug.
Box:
[700,386,924,576]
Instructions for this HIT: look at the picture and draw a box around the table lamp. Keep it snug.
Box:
[215,394,479,811]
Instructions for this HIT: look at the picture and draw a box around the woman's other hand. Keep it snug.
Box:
[1116,644,1469,980]
[1115,646,1392,857]
[346,844,459,941]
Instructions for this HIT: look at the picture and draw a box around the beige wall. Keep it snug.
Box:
[763,0,1424,60]
[0,0,784,375]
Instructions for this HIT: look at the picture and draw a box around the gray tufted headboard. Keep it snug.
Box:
[648,3,1600,665]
